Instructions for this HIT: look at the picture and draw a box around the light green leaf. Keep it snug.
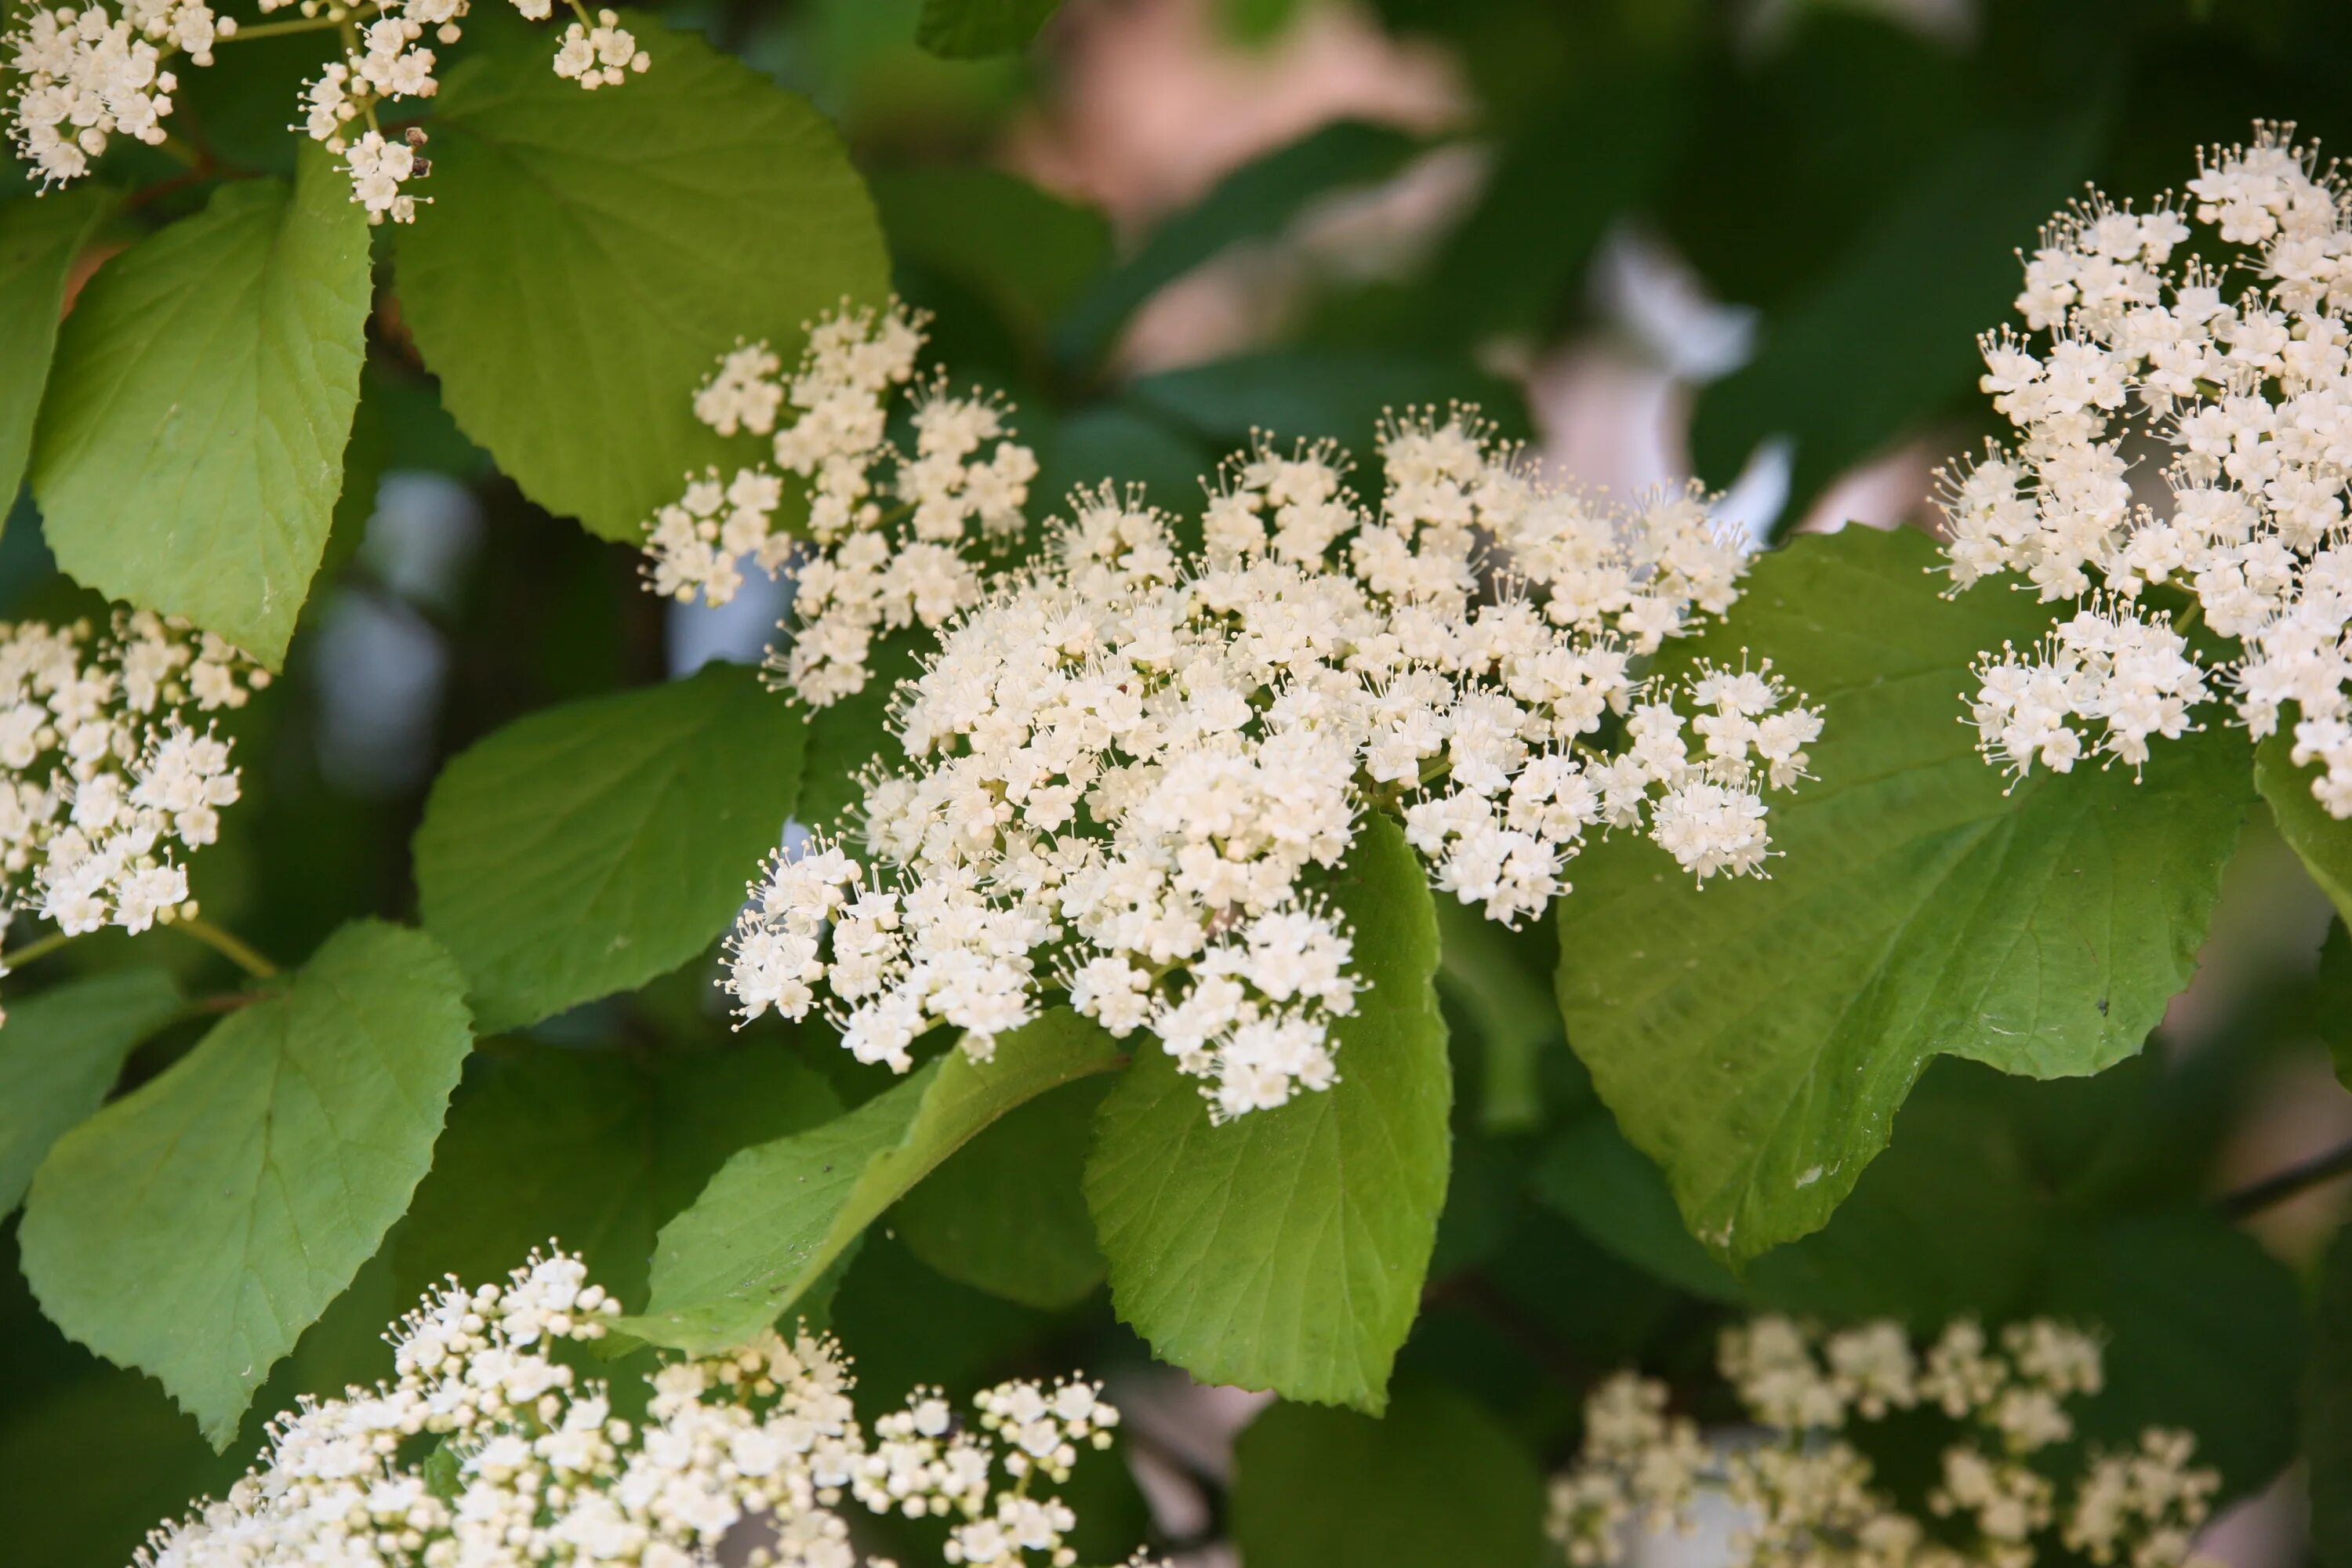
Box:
[622,1010,1120,1355]
[0,967,181,1214]
[2257,730,2352,924]
[0,185,111,507]
[32,143,370,665]
[1055,121,1422,366]
[915,0,1061,60]
[895,1075,1109,1310]
[2309,1221,2352,1567]
[1689,117,2103,527]
[414,661,806,1033]
[1556,526,2249,1263]
[1084,813,1451,1412]
[1231,1384,1547,1568]
[18,921,473,1446]
[395,1041,840,1310]
[395,17,889,542]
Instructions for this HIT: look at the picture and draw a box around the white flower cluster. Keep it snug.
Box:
[720,350,1817,1120]
[1548,1316,2221,1568]
[2,0,223,186]
[0,611,259,957]
[135,1247,1137,1568]
[1941,122,2352,815]
[643,306,1039,708]
[4,0,647,218]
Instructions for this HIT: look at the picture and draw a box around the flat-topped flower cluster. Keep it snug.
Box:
[5,0,648,222]
[1942,123,2352,814]
[1550,1316,2221,1568]
[135,1247,1134,1568]
[0,610,259,969]
[673,306,1821,1122]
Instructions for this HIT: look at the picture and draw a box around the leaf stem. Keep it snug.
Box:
[170,916,280,980]
[2219,1134,2352,1218]
[5,927,77,969]
[220,10,354,38]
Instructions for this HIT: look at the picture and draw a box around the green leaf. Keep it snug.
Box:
[895,1074,1109,1310]
[31,143,370,664]
[1433,898,1555,1134]
[395,1041,841,1312]
[2309,1221,2352,1567]
[797,627,924,832]
[0,968,182,1214]
[2257,730,2352,924]
[1056,121,1424,366]
[915,0,1061,60]
[1127,347,1531,456]
[872,166,1108,346]
[0,1368,240,1568]
[0,186,111,508]
[1689,118,2103,527]
[414,661,806,1033]
[622,1009,1120,1355]
[1084,812,1451,1412]
[1230,1384,1546,1568]
[395,16,889,542]
[2038,1212,2303,1499]
[1556,526,2249,1264]
[1530,1112,1740,1302]
[17,921,473,1446]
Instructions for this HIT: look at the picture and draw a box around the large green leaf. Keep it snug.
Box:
[915,0,1061,59]
[622,1010,1120,1355]
[2038,1212,2303,1500]
[2310,1222,2352,1568]
[413,661,806,1033]
[0,968,181,1214]
[2257,731,2352,924]
[395,1041,840,1311]
[1083,813,1451,1412]
[871,166,1108,347]
[395,17,889,542]
[0,186,111,507]
[1055,121,1423,367]
[1556,526,2249,1264]
[1689,117,2103,530]
[31,144,370,664]
[18,921,473,1446]
[895,1074,1109,1310]
[1231,1384,1546,1568]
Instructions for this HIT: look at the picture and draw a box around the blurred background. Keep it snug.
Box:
[8,0,2352,1562]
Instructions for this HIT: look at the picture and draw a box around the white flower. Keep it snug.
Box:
[136,1247,1132,1568]
[1944,122,2352,818]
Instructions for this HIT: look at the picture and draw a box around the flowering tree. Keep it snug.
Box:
[1,2,2350,1566]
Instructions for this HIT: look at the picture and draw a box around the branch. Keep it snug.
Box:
[2219,1135,2352,1219]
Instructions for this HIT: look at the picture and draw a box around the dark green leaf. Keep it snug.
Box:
[915,0,1061,60]
[623,1010,1120,1354]
[1127,347,1530,457]
[1056,122,1423,366]
[0,186,110,509]
[1689,118,2103,528]
[1557,527,2249,1263]
[895,1074,1109,1310]
[1231,1384,1546,1568]
[1085,813,1450,1412]
[395,1041,841,1311]
[414,661,805,1033]
[33,144,369,664]
[1531,1111,1740,1301]
[2309,1221,2352,1567]
[19,921,473,1445]
[0,968,181,1214]
[395,16,890,541]
[872,166,1108,344]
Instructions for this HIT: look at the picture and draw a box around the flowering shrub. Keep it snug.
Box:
[0,0,2341,1559]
